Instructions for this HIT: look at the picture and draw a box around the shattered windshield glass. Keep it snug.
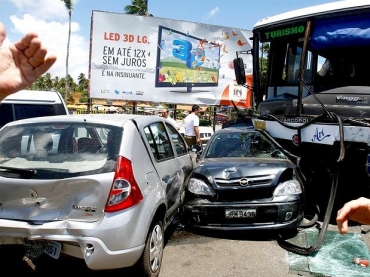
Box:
[205,131,286,159]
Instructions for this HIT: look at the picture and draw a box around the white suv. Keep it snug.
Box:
[0,90,69,128]
[179,125,214,148]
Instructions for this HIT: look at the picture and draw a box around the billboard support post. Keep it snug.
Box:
[132,101,137,114]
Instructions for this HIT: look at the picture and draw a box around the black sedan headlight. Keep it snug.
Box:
[273,179,302,196]
[187,178,216,196]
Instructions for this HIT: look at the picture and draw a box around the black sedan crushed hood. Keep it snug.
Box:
[194,157,295,180]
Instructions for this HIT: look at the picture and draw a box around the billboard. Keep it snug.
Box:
[89,11,253,107]
[155,25,221,91]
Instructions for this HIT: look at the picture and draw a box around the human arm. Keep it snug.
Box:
[336,197,370,234]
[194,126,201,145]
[0,32,57,100]
[193,115,201,145]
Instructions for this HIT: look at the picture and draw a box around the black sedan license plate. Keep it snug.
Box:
[225,209,256,218]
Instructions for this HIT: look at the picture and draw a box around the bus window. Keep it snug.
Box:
[286,43,302,84]
[268,40,314,90]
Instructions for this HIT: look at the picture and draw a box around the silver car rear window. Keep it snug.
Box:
[0,122,122,179]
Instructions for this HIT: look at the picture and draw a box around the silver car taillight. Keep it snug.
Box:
[107,179,131,205]
[105,156,143,212]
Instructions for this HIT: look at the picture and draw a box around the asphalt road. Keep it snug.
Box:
[160,227,295,277]
[2,222,369,277]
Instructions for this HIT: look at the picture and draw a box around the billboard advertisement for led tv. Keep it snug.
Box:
[89,11,253,107]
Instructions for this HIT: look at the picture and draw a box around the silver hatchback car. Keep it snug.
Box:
[0,114,194,276]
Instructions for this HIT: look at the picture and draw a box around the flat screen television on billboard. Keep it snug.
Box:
[155,25,221,92]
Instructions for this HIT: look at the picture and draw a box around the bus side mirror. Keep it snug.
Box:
[234,57,246,85]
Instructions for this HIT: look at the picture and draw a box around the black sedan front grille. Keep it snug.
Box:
[213,175,275,201]
[215,187,274,201]
[214,175,274,187]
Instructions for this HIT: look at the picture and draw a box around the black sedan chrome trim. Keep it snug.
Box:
[214,174,275,187]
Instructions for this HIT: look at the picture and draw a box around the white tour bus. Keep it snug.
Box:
[234,0,370,254]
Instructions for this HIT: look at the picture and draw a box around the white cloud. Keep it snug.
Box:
[203,7,220,21]
[9,0,70,21]
[7,0,88,80]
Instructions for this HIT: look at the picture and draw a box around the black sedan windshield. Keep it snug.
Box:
[204,131,286,159]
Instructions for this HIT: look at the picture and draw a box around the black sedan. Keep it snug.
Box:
[182,127,305,231]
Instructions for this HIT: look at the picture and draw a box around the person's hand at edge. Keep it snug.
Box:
[0,31,57,99]
[336,197,370,234]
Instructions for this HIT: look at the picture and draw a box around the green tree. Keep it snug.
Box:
[61,0,73,103]
[77,73,88,92]
[52,76,61,91]
[124,0,152,16]
[57,76,66,98]
[258,43,269,103]
[43,73,53,91]
[29,75,45,90]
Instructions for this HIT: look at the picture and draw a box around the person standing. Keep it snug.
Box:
[161,108,180,130]
[184,104,201,146]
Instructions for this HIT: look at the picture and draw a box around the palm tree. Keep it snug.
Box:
[43,73,53,90]
[29,75,45,90]
[61,0,73,103]
[77,73,88,92]
[124,0,152,16]
[52,76,60,91]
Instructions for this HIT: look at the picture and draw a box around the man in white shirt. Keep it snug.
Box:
[184,104,201,146]
[161,108,180,130]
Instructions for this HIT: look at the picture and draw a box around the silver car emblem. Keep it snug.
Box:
[29,189,38,199]
[239,178,249,186]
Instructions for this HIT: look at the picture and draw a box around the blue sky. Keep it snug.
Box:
[0,0,335,80]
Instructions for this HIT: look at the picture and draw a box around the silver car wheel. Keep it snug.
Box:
[149,223,164,272]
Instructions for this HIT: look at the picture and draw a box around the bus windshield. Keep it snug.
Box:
[251,4,370,114]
